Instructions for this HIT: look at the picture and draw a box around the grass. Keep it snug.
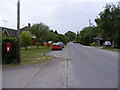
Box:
[20,46,52,65]
[102,46,120,52]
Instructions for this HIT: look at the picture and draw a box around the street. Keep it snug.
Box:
[2,42,118,88]
[66,42,118,88]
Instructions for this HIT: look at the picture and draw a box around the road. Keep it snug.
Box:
[2,42,118,88]
[66,42,118,88]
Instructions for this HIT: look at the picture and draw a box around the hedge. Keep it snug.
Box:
[2,37,18,64]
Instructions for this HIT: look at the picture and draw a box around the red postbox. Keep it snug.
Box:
[6,43,12,52]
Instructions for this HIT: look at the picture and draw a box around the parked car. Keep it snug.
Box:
[52,42,64,50]
[57,42,64,48]
[48,41,52,43]
[103,41,111,46]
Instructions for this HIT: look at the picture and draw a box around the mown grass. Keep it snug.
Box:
[102,46,120,52]
[20,46,52,65]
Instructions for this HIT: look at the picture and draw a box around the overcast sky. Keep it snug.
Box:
[0,0,119,34]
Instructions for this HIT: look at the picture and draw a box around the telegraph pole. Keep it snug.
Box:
[89,19,92,43]
[17,0,21,63]
[118,1,120,8]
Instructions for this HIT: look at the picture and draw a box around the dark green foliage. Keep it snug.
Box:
[77,26,100,45]
[29,22,50,41]
[56,34,69,44]
[54,30,58,34]
[50,30,54,32]
[77,3,120,47]
[95,4,120,47]
[65,31,76,41]
[29,23,68,45]
[2,37,18,64]
[29,23,50,48]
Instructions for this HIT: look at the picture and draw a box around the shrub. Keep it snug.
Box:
[94,43,101,47]
[20,31,32,50]
[90,43,101,47]
[2,37,18,64]
[90,43,95,46]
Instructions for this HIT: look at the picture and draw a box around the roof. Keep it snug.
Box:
[20,26,28,31]
[1,27,17,38]
[94,35,102,40]
[20,23,31,31]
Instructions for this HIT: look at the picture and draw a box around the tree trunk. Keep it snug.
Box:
[25,46,27,50]
[36,41,39,48]
[37,45,39,48]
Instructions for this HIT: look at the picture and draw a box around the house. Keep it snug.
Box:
[1,23,41,46]
[94,35,104,45]
[20,23,42,45]
[1,27,17,38]
[20,23,37,45]
[94,35,118,47]
[20,23,31,32]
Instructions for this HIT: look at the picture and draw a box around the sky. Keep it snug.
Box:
[0,0,119,34]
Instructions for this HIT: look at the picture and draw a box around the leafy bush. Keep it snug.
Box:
[20,31,32,50]
[90,43,95,46]
[2,37,18,64]
[90,43,102,47]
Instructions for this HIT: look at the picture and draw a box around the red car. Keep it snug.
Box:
[52,42,64,50]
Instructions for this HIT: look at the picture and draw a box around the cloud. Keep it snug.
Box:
[0,0,119,34]
[20,2,58,26]
[19,0,119,2]
[0,0,17,28]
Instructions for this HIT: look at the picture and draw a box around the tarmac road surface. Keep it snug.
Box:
[66,42,118,88]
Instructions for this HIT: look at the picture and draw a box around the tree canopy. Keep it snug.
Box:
[65,31,76,41]
[28,22,69,45]
[29,23,50,42]
[95,4,120,43]
[77,26,100,45]
[77,3,120,47]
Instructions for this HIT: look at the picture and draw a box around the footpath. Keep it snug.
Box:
[2,48,69,88]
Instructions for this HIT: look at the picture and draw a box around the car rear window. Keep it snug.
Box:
[52,43,59,46]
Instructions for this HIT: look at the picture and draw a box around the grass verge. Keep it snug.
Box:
[102,46,120,52]
[20,46,52,65]
[9,46,52,66]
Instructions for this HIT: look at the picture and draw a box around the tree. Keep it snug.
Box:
[29,22,50,48]
[79,27,91,45]
[77,26,100,45]
[55,34,68,44]
[29,22,69,45]
[45,31,68,44]
[50,29,54,32]
[95,4,120,47]
[65,31,76,41]
[20,31,32,50]
[54,30,58,34]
